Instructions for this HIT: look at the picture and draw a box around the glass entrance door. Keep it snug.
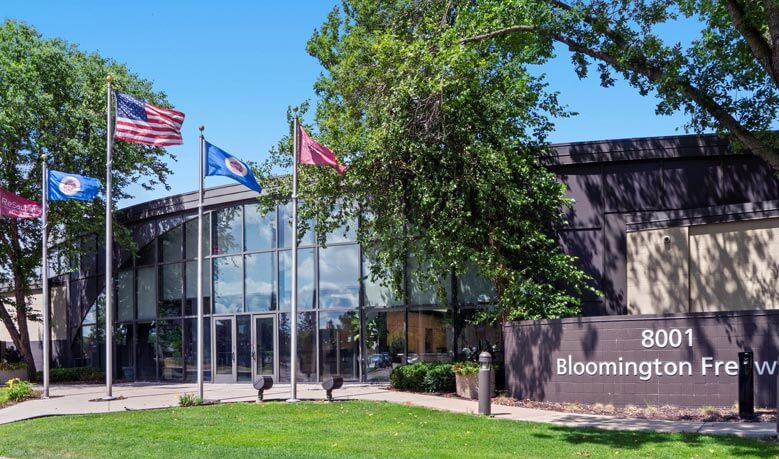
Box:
[214,317,235,383]
[253,315,277,382]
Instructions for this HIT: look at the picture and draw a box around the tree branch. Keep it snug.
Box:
[724,0,779,86]
[459,25,536,44]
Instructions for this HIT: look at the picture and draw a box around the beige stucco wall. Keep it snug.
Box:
[627,217,779,314]
[627,226,689,314]
[0,285,68,343]
[689,218,778,312]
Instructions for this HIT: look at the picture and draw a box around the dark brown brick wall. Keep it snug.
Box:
[504,311,779,408]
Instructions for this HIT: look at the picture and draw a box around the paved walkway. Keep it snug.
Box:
[0,383,775,438]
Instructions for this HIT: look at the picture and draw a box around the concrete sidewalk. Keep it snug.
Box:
[0,383,775,438]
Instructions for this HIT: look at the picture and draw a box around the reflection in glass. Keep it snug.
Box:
[158,264,182,317]
[279,248,315,310]
[184,317,211,382]
[185,260,211,316]
[363,254,404,308]
[245,253,275,312]
[136,322,157,380]
[408,256,451,305]
[319,245,359,309]
[255,316,274,377]
[115,323,134,380]
[325,215,357,244]
[81,324,102,369]
[407,309,453,363]
[237,315,251,382]
[244,204,276,251]
[364,309,405,381]
[214,256,242,314]
[457,263,495,304]
[137,241,156,266]
[278,312,317,383]
[278,202,314,247]
[213,206,243,255]
[117,270,134,322]
[319,311,359,381]
[158,320,183,381]
[159,225,183,263]
[137,267,156,320]
[456,308,502,360]
[185,216,211,259]
[215,318,233,379]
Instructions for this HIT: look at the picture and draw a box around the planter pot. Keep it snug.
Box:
[0,368,28,385]
[455,372,495,400]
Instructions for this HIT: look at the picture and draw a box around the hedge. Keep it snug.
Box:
[34,367,104,383]
[390,362,455,393]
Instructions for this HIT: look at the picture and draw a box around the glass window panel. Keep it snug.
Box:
[83,302,97,325]
[159,264,182,317]
[407,308,453,363]
[136,322,157,380]
[364,309,406,381]
[363,253,404,308]
[213,256,243,314]
[184,317,211,382]
[115,323,134,380]
[319,245,359,309]
[158,320,183,381]
[278,312,317,383]
[245,204,276,252]
[81,324,102,369]
[136,267,156,320]
[185,216,211,259]
[326,215,357,244]
[159,225,183,263]
[319,310,359,381]
[278,248,315,311]
[117,270,134,322]
[213,206,243,255]
[237,315,252,382]
[245,252,275,312]
[456,308,502,360]
[457,263,496,304]
[408,256,452,306]
[136,241,156,266]
[278,202,314,248]
[185,260,212,316]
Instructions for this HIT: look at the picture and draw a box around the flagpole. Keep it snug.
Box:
[104,75,115,400]
[288,108,299,402]
[197,126,205,400]
[41,154,50,399]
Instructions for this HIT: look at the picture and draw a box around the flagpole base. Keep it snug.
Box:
[98,396,120,401]
[286,398,300,403]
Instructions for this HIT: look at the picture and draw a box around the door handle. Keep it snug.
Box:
[252,350,256,361]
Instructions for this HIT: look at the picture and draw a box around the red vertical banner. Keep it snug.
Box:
[0,187,42,219]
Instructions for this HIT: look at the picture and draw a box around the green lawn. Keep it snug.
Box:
[0,401,776,458]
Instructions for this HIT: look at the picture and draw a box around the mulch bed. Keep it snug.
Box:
[492,396,776,423]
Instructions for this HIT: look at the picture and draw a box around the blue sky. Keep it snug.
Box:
[5,1,693,207]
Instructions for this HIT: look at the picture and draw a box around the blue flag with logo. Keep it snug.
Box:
[48,170,101,201]
[205,141,262,193]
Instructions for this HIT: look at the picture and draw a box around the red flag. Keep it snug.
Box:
[298,125,346,175]
[0,187,42,219]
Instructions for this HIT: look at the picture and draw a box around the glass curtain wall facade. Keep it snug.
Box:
[77,200,497,383]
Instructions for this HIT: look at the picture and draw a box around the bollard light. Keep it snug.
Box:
[478,351,492,416]
[253,375,274,402]
[738,351,754,420]
[322,376,344,402]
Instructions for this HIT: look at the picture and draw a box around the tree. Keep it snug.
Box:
[257,1,593,322]
[0,20,176,378]
[457,0,779,172]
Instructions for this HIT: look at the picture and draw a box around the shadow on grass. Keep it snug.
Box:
[536,423,779,457]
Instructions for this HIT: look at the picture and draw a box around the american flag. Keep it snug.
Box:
[114,92,185,146]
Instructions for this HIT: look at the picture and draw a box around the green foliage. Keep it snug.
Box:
[459,1,779,171]
[5,378,33,402]
[0,19,179,374]
[33,367,104,383]
[257,1,595,322]
[390,362,455,393]
[0,361,27,371]
[178,393,204,407]
[452,361,480,376]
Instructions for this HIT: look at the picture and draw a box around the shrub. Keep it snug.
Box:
[390,362,455,393]
[0,361,27,372]
[452,361,479,376]
[178,393,204,407]
[6,378,33,402]
[34,367,104,383]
